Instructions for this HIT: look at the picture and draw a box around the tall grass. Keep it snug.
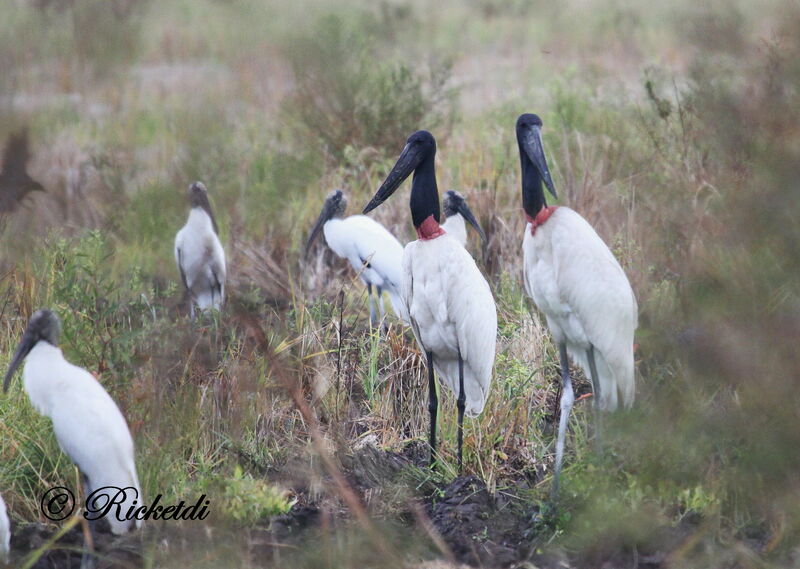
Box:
[0,0,798,567]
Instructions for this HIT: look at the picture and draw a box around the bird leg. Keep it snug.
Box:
[587,345,603,451]
[457,351,466,474]
[376,285,388,333]
[427,351,438,467]
[552,342,575,501]
[189,299,196,321]
[367,283,378,329]
[80,475,97,569]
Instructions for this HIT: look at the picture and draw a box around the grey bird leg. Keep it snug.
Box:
[189,298,196,321]
[552,342,575,501]
[427,351,438,467]
[80,475,97,569]
[376,285,389,333]
[587,345,603,451]
[457,351,466,473]
[367,283,378,328]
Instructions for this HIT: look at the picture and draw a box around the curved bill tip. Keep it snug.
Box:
[457,200,487,244]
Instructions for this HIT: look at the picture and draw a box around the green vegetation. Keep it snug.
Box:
[0,0,799,567]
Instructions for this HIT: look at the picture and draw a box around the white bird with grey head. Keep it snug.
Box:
[306,189,408,327]
[363,131,497,471]
[175,181,226,318]
[441,190,487,253]
[3,309,142,567]
[515,113,638,498]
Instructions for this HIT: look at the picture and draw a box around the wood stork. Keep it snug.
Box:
[441,190,487,250]
[515,113,638,497]
[3,310,142,565]
[175,181,226,319]
[0,492,8,565]
[363,131,497,471]
[306,189,408,326]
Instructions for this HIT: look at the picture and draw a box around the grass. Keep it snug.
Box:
[0,0,799,567]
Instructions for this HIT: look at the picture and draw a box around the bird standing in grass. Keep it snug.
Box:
[515,113,638,497]
[175,181,226,319]
[441,190,487,251]
[3,309,142,567]
[363,131,497,471]
[0,492,9,565]
[306,189,408,326]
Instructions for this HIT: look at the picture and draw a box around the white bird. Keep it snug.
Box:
[0,492,9,565]
[515,113,638,497]
[440,190,487,251]
[306,189,408,326]
[3,310,142,565]
[363,131,497,471]
[175,181,226,319]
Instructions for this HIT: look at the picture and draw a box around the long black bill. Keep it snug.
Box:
[455,199,487,244]
[304,201,335,258]
[521,125,557,199]
[363,143,423,214]
[3,330,36,392]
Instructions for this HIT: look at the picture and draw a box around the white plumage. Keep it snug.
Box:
[515,112,637,496]
[523,207,637,411]
[0,492,9,565]
[404,235,496,416]
[324,215,407,321]
[3,310,141,537]
[175,181,226,318]
[440,212,467,246]
[307,190,408,325]
[363,130,497,470]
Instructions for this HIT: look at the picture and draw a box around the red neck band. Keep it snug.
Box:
[416,214,446,240]
[525,206,559,236]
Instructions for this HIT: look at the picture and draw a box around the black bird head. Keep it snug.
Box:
[363,130,439,228]
[443,190,487,243]
[4,309,61,392]
[305,189,348,257]
[187,181,219,234]
[516,114,557,214]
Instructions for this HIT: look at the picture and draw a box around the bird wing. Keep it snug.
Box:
[548,209,637,407]
[48,362,141,532]
[442,238,497,415]
[175,243,190,291]
[347,216,405,291]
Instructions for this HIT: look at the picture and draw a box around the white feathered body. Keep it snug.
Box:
[440,213,467,247]
[323,215,408,321]
[22,342,141,534]
[403,234,497,416]
[0,492,9,564]
[175,208,226,311]
[523,207,637,411]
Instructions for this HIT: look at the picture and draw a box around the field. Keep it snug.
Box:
[1,0,799,567]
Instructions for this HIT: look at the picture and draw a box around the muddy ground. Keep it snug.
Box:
[10,443,706,569]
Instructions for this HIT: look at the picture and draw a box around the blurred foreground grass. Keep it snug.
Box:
[0,0,799,567]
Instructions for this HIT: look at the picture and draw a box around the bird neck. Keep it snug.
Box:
[410,152,441,231]
[525,205,559,235]
[189,206,218,234]
[520,149,547,219]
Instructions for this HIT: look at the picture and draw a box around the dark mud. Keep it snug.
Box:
[8,444,708,569]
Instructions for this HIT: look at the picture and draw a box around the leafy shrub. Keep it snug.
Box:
[282,12,457,163]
